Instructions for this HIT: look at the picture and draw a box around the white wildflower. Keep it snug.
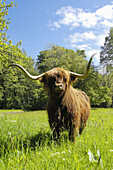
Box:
[51,152,60,156]
[62,158,66,161]
[8,132,11,136]
[97,150,103,169]
[109,150,113,152]
[61,151,66,154]
[11,120,16,123]
[88,149,97,162]
[68,149,71,153]
[88,149,103,168]
[97,150,100,157]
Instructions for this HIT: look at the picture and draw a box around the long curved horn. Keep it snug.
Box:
[69,53,97,79]
[9,63,45,80]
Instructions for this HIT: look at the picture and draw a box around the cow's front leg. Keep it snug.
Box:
[69,115,80,144]
[52,123,61,140]
[53,129,60,140]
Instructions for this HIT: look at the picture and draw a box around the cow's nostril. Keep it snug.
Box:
[59,84,62,88]
[55,83,62,90]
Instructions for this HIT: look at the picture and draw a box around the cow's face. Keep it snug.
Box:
[48,72,68,97]
[39,68,72,97]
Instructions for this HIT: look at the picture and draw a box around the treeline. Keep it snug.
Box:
[0,1,113,110]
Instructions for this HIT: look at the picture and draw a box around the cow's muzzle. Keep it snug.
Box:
[55,83,63,91]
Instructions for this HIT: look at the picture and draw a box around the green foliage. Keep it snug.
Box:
[100,28,113,107]
[0,37,45,110]
[0,0,47,110]
[37,45,88,73]
[0,109,113,169]
[0,0,17,42]
[77,69,112,107]
[100,28,113,69]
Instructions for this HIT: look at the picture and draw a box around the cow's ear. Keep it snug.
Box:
[70,75,77,84]
[39,75,47,84]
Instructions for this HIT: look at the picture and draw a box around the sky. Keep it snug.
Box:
[6,0,113,65]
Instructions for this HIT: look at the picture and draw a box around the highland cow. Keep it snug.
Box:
[10,53,96,143]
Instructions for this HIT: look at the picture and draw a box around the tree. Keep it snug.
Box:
[100,28,113,71]
[0,1,47,110]
[37,45,88,73]
[100,28,113,107]
[0,0,17,42]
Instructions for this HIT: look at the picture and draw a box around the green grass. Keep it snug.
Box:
[0,109,23,114]
[0,108,113,169]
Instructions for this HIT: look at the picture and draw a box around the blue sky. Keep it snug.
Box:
[6,0,113,65]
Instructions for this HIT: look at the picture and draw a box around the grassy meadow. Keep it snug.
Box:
[0,108,113,169]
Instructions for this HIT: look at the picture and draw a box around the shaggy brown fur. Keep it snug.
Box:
[39,67,90,143]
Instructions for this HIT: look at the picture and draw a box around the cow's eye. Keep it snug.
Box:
[57,74,60,78]
[64,77,67,83]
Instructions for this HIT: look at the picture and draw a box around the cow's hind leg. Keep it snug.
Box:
[79,121,87,135]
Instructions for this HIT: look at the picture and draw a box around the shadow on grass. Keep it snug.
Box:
[0,131,69,157]
[23,131,69,150]
[0,131,52,157]
[24,131,53,150]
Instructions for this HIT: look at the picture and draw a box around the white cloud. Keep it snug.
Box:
[49,4,113,29]
[49,21,61,30]
[52,21,61,29]
[49,4,113,65]
[69,31,96,44]
[70,42,100,64]
[59,13,79,27]
[101,19,113,27]
[56,6,76,15]
[96,5,113,19]
[96,34,106,46]
[71,44,89,49]
[78,11,97,28]
[53,6,81,29]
